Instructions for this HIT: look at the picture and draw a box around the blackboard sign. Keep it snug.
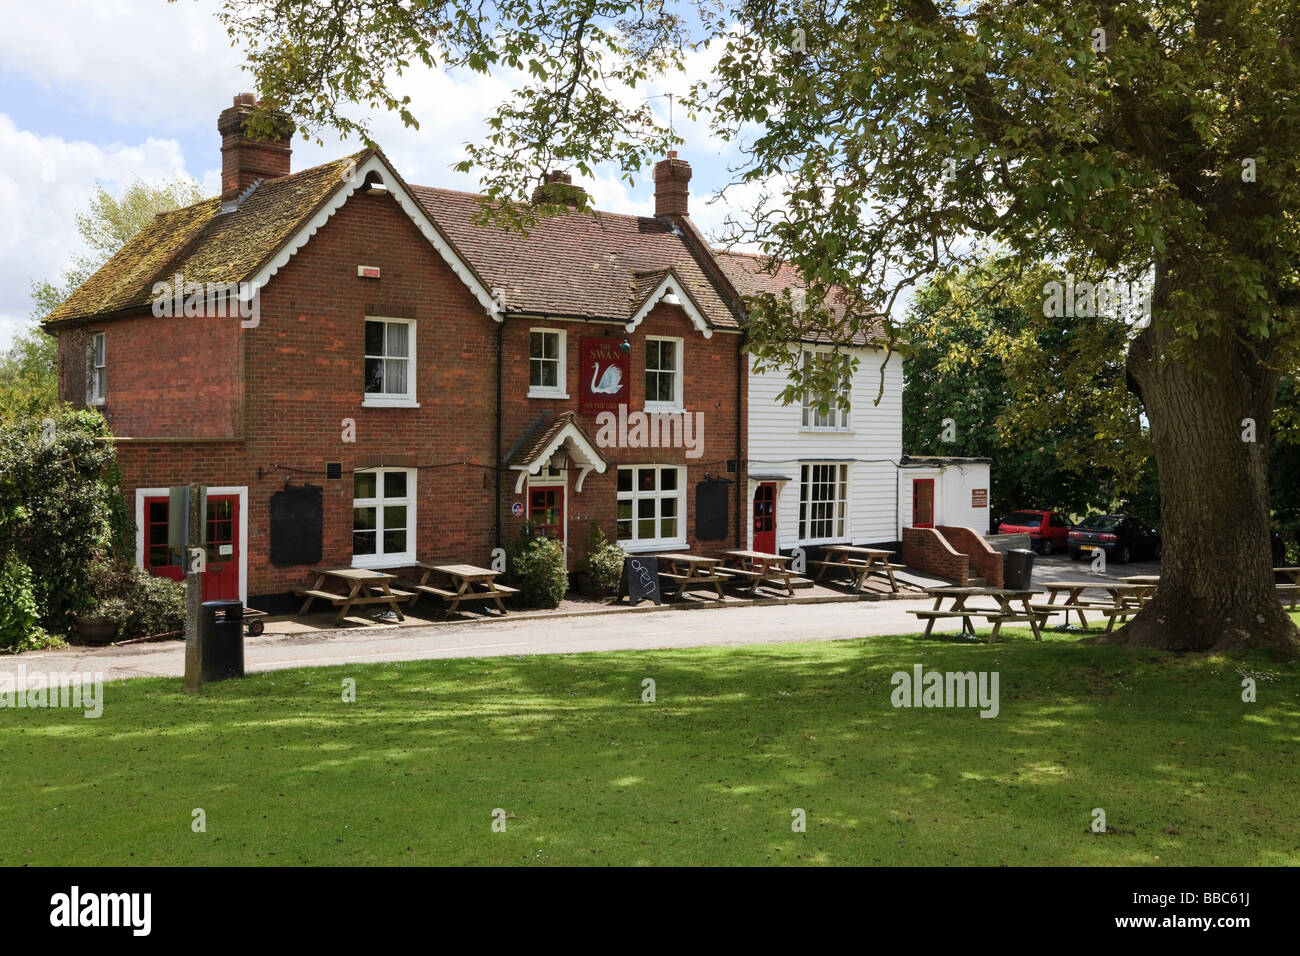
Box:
[619,555,662,606]
[694,479,732,541]
[269,485,323,567]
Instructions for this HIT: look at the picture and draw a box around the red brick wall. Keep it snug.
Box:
[901,526,968,585]
[65,187,747,596]
[937,525,1004,587]
[499,308,745,562]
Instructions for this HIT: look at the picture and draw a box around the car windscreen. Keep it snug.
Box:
[1078,516,1122,530]
[1004,512,1043,526]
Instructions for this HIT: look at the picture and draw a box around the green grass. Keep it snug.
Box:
[3,622,1299,866]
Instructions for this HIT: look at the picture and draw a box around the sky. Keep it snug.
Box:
[0,0,755,353]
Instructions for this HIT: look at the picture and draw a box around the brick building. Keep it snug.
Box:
[45,95,749,605]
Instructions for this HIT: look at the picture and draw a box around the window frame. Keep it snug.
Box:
[644,335,684,411]
[362,317,418,408]
[527,327,568,399]
[797,461,850,544]
[615,464,687,551]
[799,347,852,432]
[86,331,106,406]
[351,466,417,568]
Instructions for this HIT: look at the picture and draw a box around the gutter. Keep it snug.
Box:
[495,317,504,550]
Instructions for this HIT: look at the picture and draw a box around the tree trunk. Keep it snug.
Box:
[1119,309,1298,654]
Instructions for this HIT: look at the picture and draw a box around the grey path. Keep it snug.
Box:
[7,554,1156,687]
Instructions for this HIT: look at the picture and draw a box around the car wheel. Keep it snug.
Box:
[1118,545,1131,564]
[1037,539,1052,556]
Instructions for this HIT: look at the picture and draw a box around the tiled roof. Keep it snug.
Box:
[711,249,887,345]
[412,187,742,329]
[506,412,602,468]
[45,153,368,325]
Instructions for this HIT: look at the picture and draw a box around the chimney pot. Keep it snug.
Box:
[654,153,692,218]
[219,93,293,204]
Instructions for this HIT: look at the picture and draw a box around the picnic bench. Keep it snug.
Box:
[656,553,726,601]
[293,567,410,625]
[810,545,899,593]
[400,562,519,615]
[716,549,795,597]
[1031,580,1156,632]
[1279,584,1300,610]
[911,587,1046,643]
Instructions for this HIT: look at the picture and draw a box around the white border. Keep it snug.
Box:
[626,273,712,338]
[135,486,248,603]
[246,153,502,320]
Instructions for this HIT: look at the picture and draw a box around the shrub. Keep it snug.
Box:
[86,558,185,640]
[0,410,130,635]
[504,524,569,608]
[0,553,48,652]
[579,523,626,596]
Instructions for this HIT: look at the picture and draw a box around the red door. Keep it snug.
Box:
[143,494,240,600]
[912,479,935,529]
[752,482,776,554]
[530,485,565,546]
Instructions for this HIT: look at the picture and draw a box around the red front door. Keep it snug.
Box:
[912,479,935,529]
[752,482,776,554]
[143,494,240,600]
[530,485,565,547]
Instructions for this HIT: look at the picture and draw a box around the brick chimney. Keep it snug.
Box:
[531,170,587,207]
[218,93,293,203]
[654,151,692,218]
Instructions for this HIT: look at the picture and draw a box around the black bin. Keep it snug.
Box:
[200,600,244,681]
[1004,549,1035,590]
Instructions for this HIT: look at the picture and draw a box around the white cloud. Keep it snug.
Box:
[0,115,191,350]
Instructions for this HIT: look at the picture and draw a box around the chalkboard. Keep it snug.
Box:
[619,555,662,606]
[269,485,323,567]
[694,479,732,541]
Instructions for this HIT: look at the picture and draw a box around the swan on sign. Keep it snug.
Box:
[590,361,624,395]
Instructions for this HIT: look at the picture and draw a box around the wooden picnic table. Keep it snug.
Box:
[716,549,795,597]
[294,567,409,626]
[912,587,1045,643]
[1118,574,1161,585]
[1275,567,1300,585]
[656,553,726,601]
[401,562,519,615]
[810,545,899,593]
[1032,580,1157,632]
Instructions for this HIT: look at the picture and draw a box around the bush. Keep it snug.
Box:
[504,524,569,609]
[0,410,130,635]
[579,523,626,597]
[86,558,185,640]
[0,553,48,652]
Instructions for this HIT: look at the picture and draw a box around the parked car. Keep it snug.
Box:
[1068,514,1161,563]
[997,510,1073,555]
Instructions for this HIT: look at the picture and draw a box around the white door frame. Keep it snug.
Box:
[135,486,249,603]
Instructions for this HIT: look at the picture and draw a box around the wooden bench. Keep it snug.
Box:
[911,607,1048,642]
[1279,584,1300,610]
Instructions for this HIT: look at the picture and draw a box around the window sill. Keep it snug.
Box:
[799,427,853,434]
[644,403,685,415]
[619,540,687,554]
[350,554,415,570]
[527,389,570,400]
[362,398,420,409]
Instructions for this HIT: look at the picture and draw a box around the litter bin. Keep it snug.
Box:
[1004,549,1035,590]
[201,600,244,682]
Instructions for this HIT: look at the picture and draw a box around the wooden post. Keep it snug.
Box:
[183,483,204,692]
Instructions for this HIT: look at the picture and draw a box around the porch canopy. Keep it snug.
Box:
[507,412,607,494]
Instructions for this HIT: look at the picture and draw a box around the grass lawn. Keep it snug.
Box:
[3,619,1298,866]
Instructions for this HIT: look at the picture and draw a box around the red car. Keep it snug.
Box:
[997,510,1074,555]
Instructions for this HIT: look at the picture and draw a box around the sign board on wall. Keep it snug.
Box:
[579,337,629,415]
[972,489,989,508]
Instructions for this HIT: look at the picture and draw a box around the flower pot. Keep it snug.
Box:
[74,616,119,646]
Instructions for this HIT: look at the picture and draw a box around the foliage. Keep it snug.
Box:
[504,522,569,608]
[0,411,131,635]
[903,259,1157,522]
[84,558,186,640]
[3,176,204,422]
[578,523,626,596]
[0,554,49,653]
